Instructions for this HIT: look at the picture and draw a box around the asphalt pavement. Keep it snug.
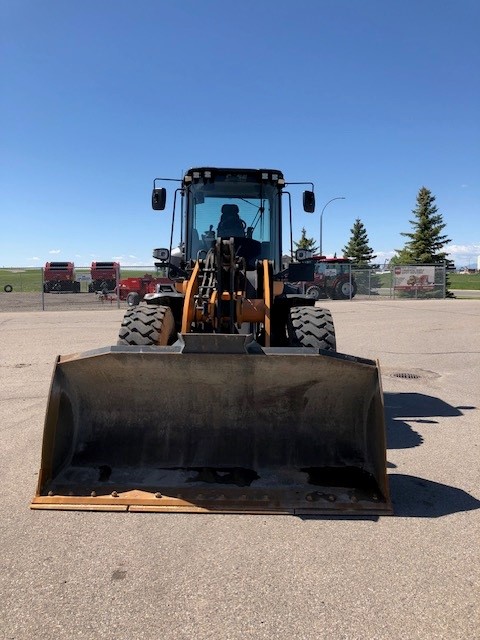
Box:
[1,299,479,639]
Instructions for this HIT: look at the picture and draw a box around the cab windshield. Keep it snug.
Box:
[185,177,281,266]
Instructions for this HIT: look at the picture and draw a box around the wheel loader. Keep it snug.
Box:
[31,167,391,515]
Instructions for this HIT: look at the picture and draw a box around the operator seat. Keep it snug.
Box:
[217,204,246,237]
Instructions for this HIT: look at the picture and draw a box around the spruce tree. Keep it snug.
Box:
[395,187,453,297]
[342,219,377,265]
[399,187,451,263]
[294,227,318,253]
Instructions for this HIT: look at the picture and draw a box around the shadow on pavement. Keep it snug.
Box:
[384,392,469,450]
[389,474,480,517]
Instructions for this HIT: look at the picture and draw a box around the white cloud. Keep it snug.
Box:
[49,249,61,254]
[375,250,396,264]
[30,256,40,261]
[445,243,480,266]
[375,244,480,267]
[446,243,480,254]
[110,254,154,267]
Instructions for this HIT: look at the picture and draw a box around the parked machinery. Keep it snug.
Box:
[32,167,390,516]
[43,262,80,293]
[88,261,120,293]
[118,272,168,306]
[303,256,357,300]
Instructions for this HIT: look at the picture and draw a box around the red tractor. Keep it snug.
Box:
[304,256,357,300]
[88,261,120,293]
[43,262,80,293]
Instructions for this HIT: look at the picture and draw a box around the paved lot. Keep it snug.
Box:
[1,300,479,639]
[0,291,123,313]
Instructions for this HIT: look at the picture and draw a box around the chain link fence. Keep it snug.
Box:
[0,265,162,312]
[352,263,447,299]
[0,262,448,312]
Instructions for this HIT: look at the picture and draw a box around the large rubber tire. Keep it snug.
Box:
[334,279,357,300]
[305,285,323,301]
[126,291,140,307]
[287,306,336,351]
[4,284,13,293]
[118,303,176,346]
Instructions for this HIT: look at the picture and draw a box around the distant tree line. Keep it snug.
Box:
[295,186,451,266]
[294,186,453,293]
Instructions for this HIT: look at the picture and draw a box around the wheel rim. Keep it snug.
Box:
[306,286,321,300]
[340,282,353,297]
[127,293,139,306]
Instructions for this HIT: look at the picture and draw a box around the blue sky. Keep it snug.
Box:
[1,0,479,268]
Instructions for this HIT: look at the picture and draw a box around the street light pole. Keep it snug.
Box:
[319,197,346,257]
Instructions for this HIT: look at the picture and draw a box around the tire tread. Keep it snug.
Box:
[287,306,336,351]
[118,303,175,345]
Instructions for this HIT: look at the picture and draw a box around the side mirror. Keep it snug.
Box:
[152,188,167,210]
[152,248,170,262]
[303,190,315,213]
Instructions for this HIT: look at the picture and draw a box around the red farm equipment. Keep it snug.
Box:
[118,273,170,306]
[88,262,120,293]
[303,256,357,300]
[43,262,80,293]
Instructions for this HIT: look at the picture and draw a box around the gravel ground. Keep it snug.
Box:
[0,299,479,639]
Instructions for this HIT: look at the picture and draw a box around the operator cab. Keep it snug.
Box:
[152,166,316,275]
[183,168,284,270]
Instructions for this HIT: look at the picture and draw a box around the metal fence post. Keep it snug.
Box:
[41,267,45,311]
[116,263,121,309]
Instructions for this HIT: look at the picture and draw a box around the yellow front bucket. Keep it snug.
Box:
[31,335,391,515]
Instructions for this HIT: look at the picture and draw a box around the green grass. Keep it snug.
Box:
[447,273,480,290]
[120,269,159,279]
[0,268,43,292]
